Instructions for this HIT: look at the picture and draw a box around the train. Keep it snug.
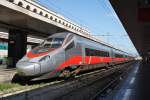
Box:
[12,32,134,82]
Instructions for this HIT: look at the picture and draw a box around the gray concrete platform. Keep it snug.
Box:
[0,65,16,83]
[96,61,150,100]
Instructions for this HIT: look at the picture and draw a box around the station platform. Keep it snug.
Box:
[97,61,150,100]
[0,65,16,83]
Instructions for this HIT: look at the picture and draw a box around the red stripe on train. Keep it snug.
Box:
[48,55,129,77]
[27,48,55,58]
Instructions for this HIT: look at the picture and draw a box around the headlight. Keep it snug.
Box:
[39,55,50,62]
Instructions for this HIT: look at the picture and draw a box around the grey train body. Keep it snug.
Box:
[16,32,133,81]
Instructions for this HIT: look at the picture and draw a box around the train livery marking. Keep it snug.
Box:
[49,55,129,77]
[27,48,55,58]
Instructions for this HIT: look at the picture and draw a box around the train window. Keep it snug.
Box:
[50,38,64,48]
[100,51,109,57]
[32,38,64,53]
[65,41,74,51]
[115,53,123,58]
[85,48,109,57]
[85,48,92,56]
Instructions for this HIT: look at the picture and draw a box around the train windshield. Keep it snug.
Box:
[32,38,64,53]
[41,38,64,48]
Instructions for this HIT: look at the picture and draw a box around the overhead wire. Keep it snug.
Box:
[96,0,134,52]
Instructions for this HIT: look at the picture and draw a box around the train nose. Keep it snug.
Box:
[16,62,41,76]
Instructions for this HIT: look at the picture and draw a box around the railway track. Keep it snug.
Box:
[0,61,135,100]
[91,61,135,100]
[57,62,134,100]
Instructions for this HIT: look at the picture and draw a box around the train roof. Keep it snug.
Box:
[49,32,133,57]
[71,32,131,56]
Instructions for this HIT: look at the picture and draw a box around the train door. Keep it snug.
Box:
[110,48,114,62]
[81,44,85,64]
[65,41,76,64]
[53,49,66,69]
[111,49,115,62]
[64,39,83,65]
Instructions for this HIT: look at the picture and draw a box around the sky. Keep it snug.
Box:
[36,0,139,56]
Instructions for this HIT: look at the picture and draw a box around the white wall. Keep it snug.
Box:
[0,50,7,57]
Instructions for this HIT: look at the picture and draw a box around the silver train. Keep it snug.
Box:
[13,32,133,82]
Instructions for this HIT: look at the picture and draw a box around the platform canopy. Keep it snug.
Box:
[110,0,150,57]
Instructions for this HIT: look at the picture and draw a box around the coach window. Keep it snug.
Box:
[85,48,90,56]
[115,53,123,58]
[101,51,109,57]
[85,48,95,56]
[65,41,75,51]
[86,48,109,57]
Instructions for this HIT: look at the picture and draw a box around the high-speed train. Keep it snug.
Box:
[13,32,133,82]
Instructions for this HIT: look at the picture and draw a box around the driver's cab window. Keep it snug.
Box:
[32,38,64,53]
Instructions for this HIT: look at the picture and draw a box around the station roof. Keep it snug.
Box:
[110,0,150,57]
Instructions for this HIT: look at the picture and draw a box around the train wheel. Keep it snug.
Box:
[71,67,80,77]
[11,74,30,85]
[60,68,72,79]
